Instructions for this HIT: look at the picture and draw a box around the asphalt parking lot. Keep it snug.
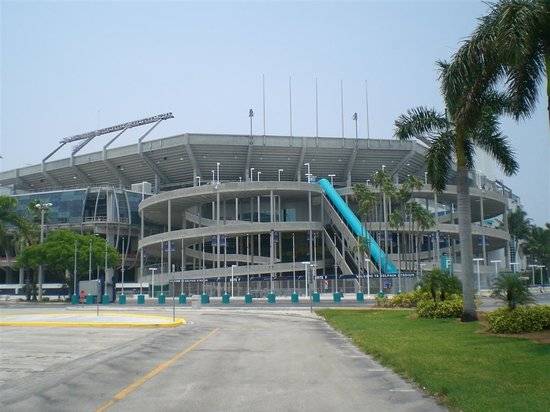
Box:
[0,306,443,412]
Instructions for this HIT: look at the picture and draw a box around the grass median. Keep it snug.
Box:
[317,309,550,412]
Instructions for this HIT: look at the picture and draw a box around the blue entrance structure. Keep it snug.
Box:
[318,178,398,275]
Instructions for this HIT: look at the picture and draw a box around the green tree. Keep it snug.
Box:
[507,206,532,266]
[523,223,550,270]
[447,0,550,126]
[17,229,120,292]
[394,94,518,321]
[492,272,535,309]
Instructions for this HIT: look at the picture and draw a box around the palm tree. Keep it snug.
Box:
[524,223,550,270]
[492,272,535,309]
[444,0,550,126]
[507,206,532,268]
[394,98,518,321]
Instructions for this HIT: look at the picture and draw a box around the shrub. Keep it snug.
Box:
[375,296,390,307]
[388,290,431,308]
[417,298,463,318]
[491,272,534,309]
[487,306,550,334]
[42,297,50,302]
[417,268,462,302]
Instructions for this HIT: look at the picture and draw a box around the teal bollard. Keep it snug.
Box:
[267,292,276,304]
[118,294,126,304]
[158,294,165,304]
[356,292,364,302]
[291,292,299,303]
[71,294,79,305]
[137,294,145,304]
[244,294,253,304]
[86,295,95,305]
[333,292,341,303]
[179,294,187,304]
[201,293,210,304]
[101,294,110,304]
[222,293,230,304]
[377,291,384,298]
[312,292,320,303]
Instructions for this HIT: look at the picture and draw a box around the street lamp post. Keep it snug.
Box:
[231,264,236,296]
[211,170,215,184]
[490,259,501,284]
[365,258,371,296]
[121,238,126,295]
[328,174,335,185]
[473,258,484,292]
[528,264,537,285]
[292,233,296,293]
[195,176,201,186]
[216,162,220,184]
[352,112,358,138]
[257,171,261,181]
[88,239,93,281]
[510,261,520,273]
[302,261,310,297]
[73,240,78,297]
[250,167,255,182]
[149,267,157,297]
[34,202,52,301]
[538,265,546,286]
[278,169,283,182]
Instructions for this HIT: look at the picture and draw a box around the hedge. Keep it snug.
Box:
[487,306,550,334]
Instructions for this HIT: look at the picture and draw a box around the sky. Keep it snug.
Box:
[1,0,549,224]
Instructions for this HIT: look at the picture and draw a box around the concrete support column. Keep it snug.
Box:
[480,193,487,264]
[167,200,172,280]
[216,192,220,269]
[308,191,313,267]
[19,267,24,284]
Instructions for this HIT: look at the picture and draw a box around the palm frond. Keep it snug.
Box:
[394,107,449,141]
[425,131,455,191]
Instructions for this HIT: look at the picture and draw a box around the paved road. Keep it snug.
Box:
[0,307,443,412]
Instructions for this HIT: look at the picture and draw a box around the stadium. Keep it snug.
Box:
[0,114,517,300]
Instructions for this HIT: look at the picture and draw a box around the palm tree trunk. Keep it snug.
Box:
[456,164,477,321]
[546,50,550,127]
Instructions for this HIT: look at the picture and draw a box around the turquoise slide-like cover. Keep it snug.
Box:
[318,178,398,274]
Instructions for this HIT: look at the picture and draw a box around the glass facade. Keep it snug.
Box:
[15,190,87,224]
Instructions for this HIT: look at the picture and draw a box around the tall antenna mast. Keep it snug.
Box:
[315,78,319,138]
[340,80,344,138]
[262,74,266,136]
[289,76,293,137]
[365,80,370,139]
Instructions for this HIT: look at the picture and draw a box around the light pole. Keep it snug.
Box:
[352,112,358,138]
[292,233,296,293]
[250,167,255,182]
[211,170,215,184]
[304,163,311,182]
[195,176,201,186]
[473,258,484,292]
[528,264,537,285]
[419,262,427,278]
[328,174,335,185]
[278,169,283,182]
[257,171,261,181]
[216,162,220,184]
[249,108,254,136]
[73,239,78,296]
[365,258,371,296]
[510,261,520,273]
[121,238,126,295]
[302,261,310,297]
[490,259,501,283]
[231,264,236,296]
[34,202,52,301]
[538,265,546,286]
[246,234,250,295]
[88,239,93,281]
[149,267,157,297]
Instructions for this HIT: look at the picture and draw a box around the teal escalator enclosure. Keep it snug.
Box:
[318,178,398,275]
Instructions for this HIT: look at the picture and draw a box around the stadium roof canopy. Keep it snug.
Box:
[0,133,438,192]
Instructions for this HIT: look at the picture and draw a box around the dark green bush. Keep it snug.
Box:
[375,296,390,307]
[417,268,462,302]
[491,272,534,309]
[416,298,463,318]
[487,306,550,334]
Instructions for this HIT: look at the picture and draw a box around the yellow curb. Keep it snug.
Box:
[0,312,186,328]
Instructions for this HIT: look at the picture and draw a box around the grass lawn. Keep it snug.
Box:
[318,309,550,412]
